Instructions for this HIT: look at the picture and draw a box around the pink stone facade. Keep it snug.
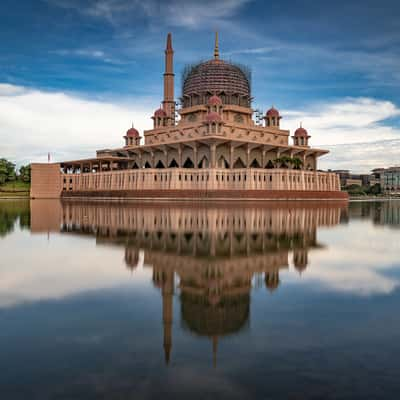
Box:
[31,33,346,201]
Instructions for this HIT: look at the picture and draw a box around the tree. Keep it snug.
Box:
[274,156,292,168]
[0,158,16,184]
[273,156,303,169]
[367,183,381,195]
[19,164,31,183]
[345,184,367,196]
[291,157,303,170]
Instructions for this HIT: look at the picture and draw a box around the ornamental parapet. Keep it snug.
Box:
[60,168,341,193]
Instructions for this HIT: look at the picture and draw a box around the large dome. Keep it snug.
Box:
[182,59,251,106]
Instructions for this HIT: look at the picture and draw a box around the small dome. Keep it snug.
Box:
[205,111,222,123]
[266,107,280,117]
[126,126,139,137]
[294,126,309,137]
[208,95,222,106]
[154,108,166,117]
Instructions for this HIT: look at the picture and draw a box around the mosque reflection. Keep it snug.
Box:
[40,200,344,365]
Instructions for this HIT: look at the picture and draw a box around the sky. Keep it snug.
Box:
[0,0,400,172]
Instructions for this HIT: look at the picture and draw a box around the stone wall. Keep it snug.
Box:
[31,163,62,199]
[32,165,346,199]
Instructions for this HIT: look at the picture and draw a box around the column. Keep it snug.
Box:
[210,144,216,168]
[262,148,266,169]
[178,144,182,168]
[193,145,198,169]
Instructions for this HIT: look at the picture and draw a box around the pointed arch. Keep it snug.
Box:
[168,159,179,168]
[144,161,152,168]
[233,157,246,169]
[265,160,274,169]
[198,155,209,168]
[183,157,194,168]
[156,160,165,168]
[218,155,229,168]
[250,158,261,168]
[132,162,139,169]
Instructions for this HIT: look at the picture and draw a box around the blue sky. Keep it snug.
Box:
[1,0,400,171]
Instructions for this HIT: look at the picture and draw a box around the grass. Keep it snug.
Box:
[0,181,30,197]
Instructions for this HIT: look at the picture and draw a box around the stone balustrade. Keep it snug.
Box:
[61,168,340,193]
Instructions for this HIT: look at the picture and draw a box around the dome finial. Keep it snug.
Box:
[214,32,219,60]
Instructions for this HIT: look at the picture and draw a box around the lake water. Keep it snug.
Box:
[0,199,399,399]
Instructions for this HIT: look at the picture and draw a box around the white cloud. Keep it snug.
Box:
[0,83,27,96]
[1,83,400,172]
[53,49,105,58]
[47,0,251,28]
[282,97,400,172]
[50,48,125,64]
[322,139,400,172]
[0,83,153,165]
[283,97,400,145]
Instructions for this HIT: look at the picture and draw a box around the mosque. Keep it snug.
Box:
[31,33,347,200]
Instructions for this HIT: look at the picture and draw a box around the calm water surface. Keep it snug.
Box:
[0,199,399,399]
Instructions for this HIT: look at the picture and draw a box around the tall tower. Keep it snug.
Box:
[163,32,175,125]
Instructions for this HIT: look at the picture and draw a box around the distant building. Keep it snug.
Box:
[331,170,362,187]
[331,170,381,189]
[377,167,400,194]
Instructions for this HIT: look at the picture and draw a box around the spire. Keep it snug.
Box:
[214,32,219,60]
[166,32,172,51]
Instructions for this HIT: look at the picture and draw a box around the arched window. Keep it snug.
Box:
[218,156,230,168]
[265,160,274,169]
[250,158,261,168]
[198,156,209,168]
[144,161,152,168]
[233,157,246,169]
[168,159,179,168]
[183,158,194,168]
[155,160,165,168]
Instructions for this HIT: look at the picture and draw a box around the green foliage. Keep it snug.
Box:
[291,157,303,170]
[273,156,303,169]
[368,183,381,195]
[344,184,366,196]
[0,158,16,184]
[344,183,382,196]
[0,159,31,191]
[19,164,31,183]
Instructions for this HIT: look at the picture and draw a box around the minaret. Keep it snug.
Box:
[162,32,175,125]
